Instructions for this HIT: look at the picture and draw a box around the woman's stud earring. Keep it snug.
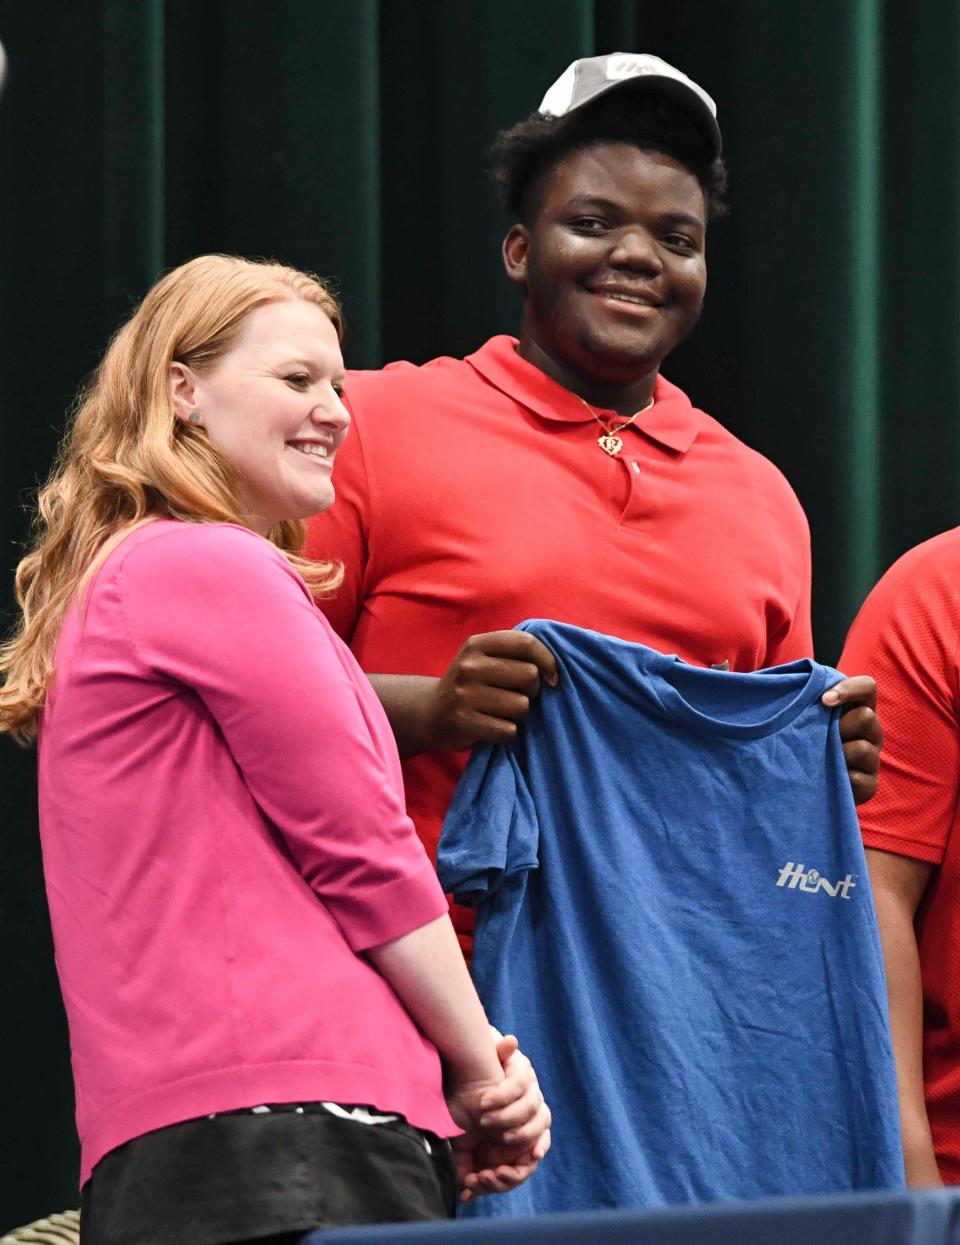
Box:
[188,410,201,425]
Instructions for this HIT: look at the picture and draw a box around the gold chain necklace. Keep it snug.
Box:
[575,393,655,456]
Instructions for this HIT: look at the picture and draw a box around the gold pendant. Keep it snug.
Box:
[598,433,623,455]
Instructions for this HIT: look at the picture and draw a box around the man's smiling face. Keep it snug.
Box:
[506,142,708,388]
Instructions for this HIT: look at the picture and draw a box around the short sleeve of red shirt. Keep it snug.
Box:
[839,528,960,865]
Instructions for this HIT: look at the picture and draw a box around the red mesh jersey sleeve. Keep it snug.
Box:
[839,530,960,864]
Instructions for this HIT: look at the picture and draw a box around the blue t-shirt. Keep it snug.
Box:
[438,620,904,1215]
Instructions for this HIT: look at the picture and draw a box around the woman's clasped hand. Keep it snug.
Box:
[451,1033,552,1202]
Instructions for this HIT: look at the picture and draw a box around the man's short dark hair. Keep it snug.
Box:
[491,90,729,225]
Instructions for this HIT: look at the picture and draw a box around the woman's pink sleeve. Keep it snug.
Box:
[115,524,447,951]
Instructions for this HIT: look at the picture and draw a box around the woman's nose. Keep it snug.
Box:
[310,390,351,431]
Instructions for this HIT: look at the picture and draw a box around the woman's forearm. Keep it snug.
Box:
[366,913,502,1087]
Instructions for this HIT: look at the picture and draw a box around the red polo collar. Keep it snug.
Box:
[464,335,702,455]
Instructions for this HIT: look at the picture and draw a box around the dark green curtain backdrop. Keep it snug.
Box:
[1,0,957,1226]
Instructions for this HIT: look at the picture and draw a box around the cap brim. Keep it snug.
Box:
[560,75,722,161]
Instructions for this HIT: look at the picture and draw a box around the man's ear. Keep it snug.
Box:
[502,225,530,287]
[169,361,200,424]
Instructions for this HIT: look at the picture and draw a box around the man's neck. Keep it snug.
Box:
[516,336,657,418]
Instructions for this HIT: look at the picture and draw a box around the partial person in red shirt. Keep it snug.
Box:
[307,54,882,955]
[840,529,960,1189]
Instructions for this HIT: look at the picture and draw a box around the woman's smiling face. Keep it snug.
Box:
[172,298,349,534]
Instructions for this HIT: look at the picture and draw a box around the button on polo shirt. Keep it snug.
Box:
[307,335,812,949]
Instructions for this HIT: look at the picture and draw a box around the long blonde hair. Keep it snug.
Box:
[1,254,345,744]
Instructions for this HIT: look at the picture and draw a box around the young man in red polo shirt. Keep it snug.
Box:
[307,54,881,955]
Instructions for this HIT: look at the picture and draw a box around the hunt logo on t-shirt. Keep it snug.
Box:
[776,861,856,899]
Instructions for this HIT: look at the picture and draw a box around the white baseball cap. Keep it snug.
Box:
[538,52,721,160]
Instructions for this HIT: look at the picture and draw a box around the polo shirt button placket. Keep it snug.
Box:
[618,453,648,524]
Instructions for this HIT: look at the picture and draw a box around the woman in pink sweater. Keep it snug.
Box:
[0,255,550,1244]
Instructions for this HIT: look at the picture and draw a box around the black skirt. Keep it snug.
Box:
[79,1103,457,1245]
